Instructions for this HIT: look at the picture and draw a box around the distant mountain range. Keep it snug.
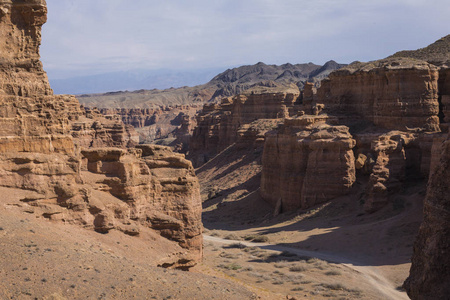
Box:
[49,68,225,95]
[77,60,346,108]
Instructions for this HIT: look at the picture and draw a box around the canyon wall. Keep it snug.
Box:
[259,59,442,212]
[97,105,199,151]
[404,131,450,299]
[0,0,202,267]
[316,58,440,131]
[260,116,356,211]
[189,89,300,165]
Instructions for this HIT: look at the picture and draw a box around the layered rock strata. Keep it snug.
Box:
[73,106,139,148]
[404,131,450,299]
[0,0,202,266]
[99,105,199,129]
[316,58,440,131]
[190,90,300,165]
[260,115,356,211]
[312,58,444,212]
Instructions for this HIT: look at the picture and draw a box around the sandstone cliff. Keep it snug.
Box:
[0,0,202,268]
[404,131,450,299]
[316,58,440,131]
[190,87,300,165]
[310,58,444,213]
[260,116,356,211]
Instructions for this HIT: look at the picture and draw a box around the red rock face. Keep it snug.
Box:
[0,0,202,267]
[316,59,440,131]
[439,68,450,123]
[190,91,300,165]
[260,116,356,211]
[404,131,450,299]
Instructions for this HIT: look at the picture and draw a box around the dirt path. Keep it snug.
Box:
[204,235,410,300]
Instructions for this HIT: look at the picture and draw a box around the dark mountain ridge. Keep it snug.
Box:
[78,60,346,108]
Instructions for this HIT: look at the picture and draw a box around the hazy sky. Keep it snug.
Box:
[41,0,450,80]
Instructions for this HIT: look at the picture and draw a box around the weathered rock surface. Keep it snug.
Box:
[316,58,440,131]
[190,89,300,165]
[0,0,202,268]
[80,145,202,264]
[363,131,418,212]
[72,106,139,148]
[260,116,356,211]
[404,131,450,299]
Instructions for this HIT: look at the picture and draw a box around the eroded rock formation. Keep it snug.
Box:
[190,88,300,165]
[0,0,202,267]
[316,58,440,131]
[404,131,450,299]
[311,58,443,213]
[260,116,356,211]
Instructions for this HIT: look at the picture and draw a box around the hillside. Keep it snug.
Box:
[388,34,450,65]
[77,60,346,109]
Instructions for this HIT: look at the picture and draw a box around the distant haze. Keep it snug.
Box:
[41,0,450,94]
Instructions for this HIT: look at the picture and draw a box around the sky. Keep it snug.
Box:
[40,0,450,83]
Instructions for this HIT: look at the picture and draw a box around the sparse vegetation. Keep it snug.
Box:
[219,252,240,259]
[224,233,241,240]
[244,234,269,243]
[274,260,291,268]
[324,270,342,276]
[224,242,246,249]
[218,263,242,270]
[209,230,221,237]
[289,264,308,272]
[318,283,346,291]
[280,250,297,257]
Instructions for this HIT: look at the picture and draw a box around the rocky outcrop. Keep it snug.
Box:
[316,58,440,131]
[99,105,199,128]
[311,58,444,213]
[80,145,202,264]
[0,0,202,267]
[404,131,450,299]
[72,107,139,148]
[439,67,450,123]
[260,115,356,211]
[190,89,300,165]
[98,105,199,148]
[363,131,417,212]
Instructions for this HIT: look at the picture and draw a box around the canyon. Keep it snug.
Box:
[0,0,449,299]
[0,0,207,293]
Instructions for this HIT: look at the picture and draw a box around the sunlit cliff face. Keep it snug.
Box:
[0,0,51,96]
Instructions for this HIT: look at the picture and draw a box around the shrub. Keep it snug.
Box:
[289,265,307,272]
[224,233,241,240]
[324,270,342,276]
[274,260,290,268]
[280,251,297,257]
[244,235,269,243]
[224,242,246,249]
[218,263,242,270]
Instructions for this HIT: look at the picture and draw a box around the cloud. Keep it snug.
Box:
[41,0,450,79]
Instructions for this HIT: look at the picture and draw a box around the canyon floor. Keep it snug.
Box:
[0,187,256,300]
[0,146,421,300]
[193,145,422,299]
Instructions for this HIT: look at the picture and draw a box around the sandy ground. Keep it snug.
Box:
[0,187,256,300]
[196,144,422,299]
